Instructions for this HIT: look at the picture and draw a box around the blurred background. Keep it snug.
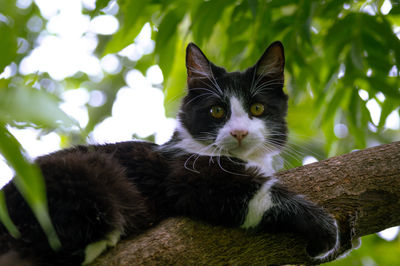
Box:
[0,0,399,264]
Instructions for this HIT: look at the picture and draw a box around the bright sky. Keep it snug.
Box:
[0,0,399,240]
[0,0,176,188]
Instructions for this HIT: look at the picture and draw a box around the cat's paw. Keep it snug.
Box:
[305,217,339,259]
[82,229,121,265]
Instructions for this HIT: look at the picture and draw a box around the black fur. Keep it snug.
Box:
[263,183,338,257]
[0,42,338,265]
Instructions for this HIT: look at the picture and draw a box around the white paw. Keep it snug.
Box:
[82,229,121,265]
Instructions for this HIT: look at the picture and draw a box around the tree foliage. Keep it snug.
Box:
[0,0,399,264]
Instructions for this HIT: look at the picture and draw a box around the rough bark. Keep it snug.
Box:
[91,141,400,265]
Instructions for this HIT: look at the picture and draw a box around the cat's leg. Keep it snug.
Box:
[2,151,152,265]
[242,180,339,258]
[165,156,338,258]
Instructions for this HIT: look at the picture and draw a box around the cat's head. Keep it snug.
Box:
[175,41,288,162]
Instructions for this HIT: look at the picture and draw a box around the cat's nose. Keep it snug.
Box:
[230,130,248,146]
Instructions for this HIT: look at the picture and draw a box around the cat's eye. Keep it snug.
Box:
[210,105,225,119]
[250,103,265,116]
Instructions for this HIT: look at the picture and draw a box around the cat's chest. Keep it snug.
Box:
[246,156,275,176]
[245,155,276,177]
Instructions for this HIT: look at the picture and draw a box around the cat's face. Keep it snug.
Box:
[176,42,288,162]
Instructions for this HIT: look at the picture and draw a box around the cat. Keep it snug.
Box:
[0,41,339,265]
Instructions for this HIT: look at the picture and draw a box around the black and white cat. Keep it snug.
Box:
[0,41,339,265]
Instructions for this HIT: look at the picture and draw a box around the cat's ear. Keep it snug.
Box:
[255,41,285,80]
[186,43,213,81]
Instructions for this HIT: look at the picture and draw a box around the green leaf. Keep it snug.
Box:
[366,76,400,99]
[378,99,396,128]
[320,85,346,125]
[0,22,18,73]
[0,82,76,128]
[0,190,20,238]
[350,41,364,70]
[247,0,258,18]
[324,14,355,56]
[316,0,347,18]
[296,0,314,46]
[155,7,186,79]
[134,53,156,74]
[103,0,153,55]
[267,0,300,8]
[163,39,187,117]
[0,124,61,250]
[191,0,232,45]
[91,0,112,16]
[156,8,185,48]
[348,88,367,148]
[227,3,253,41]
[315,68,339,107]
[389,4,400,15]
[156,32,177,86]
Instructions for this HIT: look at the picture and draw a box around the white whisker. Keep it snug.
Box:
[184,92,216,107]
[215,146,248,176]
[184,153,200,174]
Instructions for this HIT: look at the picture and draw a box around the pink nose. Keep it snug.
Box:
[230,130,248,146]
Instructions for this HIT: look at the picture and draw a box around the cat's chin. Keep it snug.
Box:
[228,147,265,162]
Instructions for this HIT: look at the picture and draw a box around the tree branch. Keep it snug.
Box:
[91,141,400,265]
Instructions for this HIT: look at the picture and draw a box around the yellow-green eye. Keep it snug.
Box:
[250,103,265,116]
[210,105,225,119]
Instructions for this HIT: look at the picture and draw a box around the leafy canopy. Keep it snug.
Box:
[0,0,399,262]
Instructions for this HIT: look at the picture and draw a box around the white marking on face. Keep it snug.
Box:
[241,178,277,229]
[169,119,216,156]
[230,96,248,117]
[215,96,267,161]
[168,98,278,164]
